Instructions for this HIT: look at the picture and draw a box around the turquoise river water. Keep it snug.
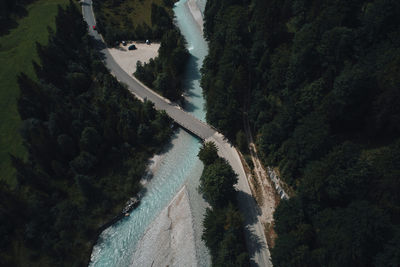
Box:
[89,0,210,266]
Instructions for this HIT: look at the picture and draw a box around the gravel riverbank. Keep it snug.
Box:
[130,186,197,267]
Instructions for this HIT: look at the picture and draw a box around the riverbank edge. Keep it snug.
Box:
[128,1,208,264]
[85,152,162,266]
[130,185,198,266]
[85,0,207,265]
[185,0,204,32]
[85,190,140,266]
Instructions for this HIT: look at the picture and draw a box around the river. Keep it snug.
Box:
[89,0,210,266]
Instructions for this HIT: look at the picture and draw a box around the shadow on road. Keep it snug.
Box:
[236,190,266,265]
[236,190,262,225]
[90,36,107,54]
[245,227,266,266]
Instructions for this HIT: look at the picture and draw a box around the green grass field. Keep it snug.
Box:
[0,0,69,185]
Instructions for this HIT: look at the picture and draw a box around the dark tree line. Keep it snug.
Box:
[0,2,172,266]
[93,0,189,102]
[202,0,400,266]
[198,142,250,266]
[134,2,189,102]
[135,28,189,101]
[92,0,149,45]
[0,0,35,35]
[93,1,174,45]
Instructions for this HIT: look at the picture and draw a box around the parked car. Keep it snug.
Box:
[122,41,127,46]
[128,44,137,50]
[92,25,97,31]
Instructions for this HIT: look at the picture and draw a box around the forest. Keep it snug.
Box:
[133,3,189,101]
[135,27,189,101]
[93,0,189,101]
[201,0,400,266]
[0,2,173,266]
[198,142,250,267]
[93,0,175,45]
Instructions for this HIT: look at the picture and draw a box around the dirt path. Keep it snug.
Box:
[241,116,283,248]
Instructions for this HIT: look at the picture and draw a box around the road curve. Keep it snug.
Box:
[82,1,271,266]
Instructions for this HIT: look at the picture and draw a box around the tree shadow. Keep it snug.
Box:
[184,54,201,81]
[0,4,29,37]
[141,129,180,182]
[13,5,29,17]
[182,100,199,113]
[185,89,201,98]
[245,227,267,266]
[0,19,19,37]
[181,54,202,113]
[91,36,107,52]
[236,190,262,225]
[236,190,266,265]
[114,46,126,51]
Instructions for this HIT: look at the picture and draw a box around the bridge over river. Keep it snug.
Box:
[82,1,272,266]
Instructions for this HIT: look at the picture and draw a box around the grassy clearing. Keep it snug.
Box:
[0,0,69,185]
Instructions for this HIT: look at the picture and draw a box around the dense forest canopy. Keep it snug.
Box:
[198,142,250,266]
[93,0,190,101]
[133,2,189,102]
[135,27,189,101]
[93,0,175,45]
[0,2,172,266]
[202,0,400,265]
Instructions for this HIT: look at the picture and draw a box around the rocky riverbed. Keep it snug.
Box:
[130,186,197,267]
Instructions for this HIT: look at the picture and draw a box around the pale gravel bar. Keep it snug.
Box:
[130,186,197,267]
[186,0,204,32]
[108,42,160,75]
[131,2,207,266]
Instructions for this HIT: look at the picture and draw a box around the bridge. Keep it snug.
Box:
[82,1,272,266]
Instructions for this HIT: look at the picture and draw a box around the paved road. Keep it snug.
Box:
[82,0,215,140]
[207,133,272,267]
[82,1,271,266]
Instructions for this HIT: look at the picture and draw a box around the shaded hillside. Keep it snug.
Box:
[0,0,70,186]
[0,2,172,266]
[201,0,400,265]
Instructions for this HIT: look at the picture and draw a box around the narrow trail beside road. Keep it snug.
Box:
[243,117,277,222]
[82,0,272,265]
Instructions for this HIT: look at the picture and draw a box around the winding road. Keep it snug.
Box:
[82,1,271,266]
